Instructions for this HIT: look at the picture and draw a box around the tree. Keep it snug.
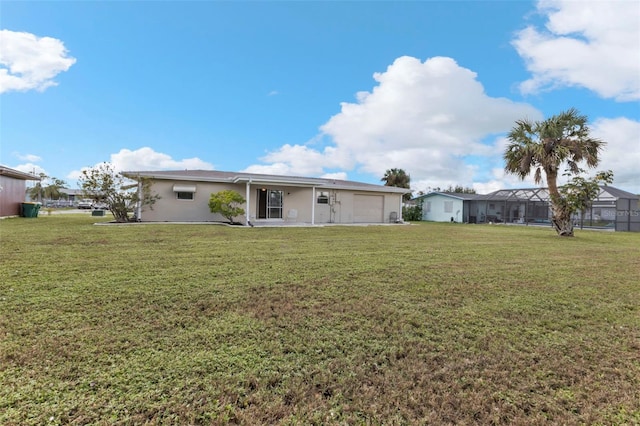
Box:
[27,173,68,202]
[44,177,67,200]
[79,162,159,222]
[560,170,614,229]
[381,168,411,201]
[208,190,245,223]
[504,108,605,236]
[444,185,476,194]
[27,173,47,202]
[403,200,423,221]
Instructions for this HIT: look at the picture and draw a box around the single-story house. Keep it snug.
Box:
[0,165,41,218]
[417,192,480,223]
[414,186,639,232]
[121,170,411,225]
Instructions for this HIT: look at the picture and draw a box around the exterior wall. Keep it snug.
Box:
[140,180,403,224]
[420,195,464,222]
[140,180,241,222]
[0,175,27,217]
[329,191,402,224]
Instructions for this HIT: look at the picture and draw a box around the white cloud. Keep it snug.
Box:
[12,163,47,176]
[0,30,77,93]
[244,144,335,177]
[13,153,42,162]
[592,117,640,193]
[513,0,640,101]
[247,56,541,192]
[67,147,214,181]
[320,172,348,180]
[110,147,214,172]
[242,163,294,176]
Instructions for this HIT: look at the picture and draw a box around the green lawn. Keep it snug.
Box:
[1,215,639,425]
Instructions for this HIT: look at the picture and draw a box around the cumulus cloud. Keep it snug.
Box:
[513,0,640,101]
[0,30,77,93]
[243,144,336,177]
[13,152,43,162]
[12,163,47,176]
[321,172,348,180]
[592,117,640,193]
[67,147,214,181]
[247,56,541,191]
[110,147,214,172]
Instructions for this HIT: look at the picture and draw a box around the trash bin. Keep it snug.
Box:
[21,202,41,218]
[92,209,106,217]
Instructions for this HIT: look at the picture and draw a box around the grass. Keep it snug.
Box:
[1,215,639,425]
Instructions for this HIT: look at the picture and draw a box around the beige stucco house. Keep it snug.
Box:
[122,170,411,225]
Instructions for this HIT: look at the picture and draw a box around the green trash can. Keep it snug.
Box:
[21,202,40,218]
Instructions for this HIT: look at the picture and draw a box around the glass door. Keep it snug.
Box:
[257,189,283,219]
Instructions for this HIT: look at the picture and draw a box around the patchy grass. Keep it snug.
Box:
[1,215,639,425]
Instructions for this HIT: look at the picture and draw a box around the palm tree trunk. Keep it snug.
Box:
[547,171,574,237]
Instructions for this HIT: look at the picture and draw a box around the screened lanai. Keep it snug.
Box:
[464,186,639,232]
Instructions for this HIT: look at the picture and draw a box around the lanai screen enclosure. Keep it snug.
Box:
[464,186,639,232]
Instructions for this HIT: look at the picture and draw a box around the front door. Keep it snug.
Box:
[257,189,283,219]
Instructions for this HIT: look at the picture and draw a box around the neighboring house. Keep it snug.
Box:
[60,188,84,204]
[417,192,480,223]
[414,186,639,232]
[0,166,41,218]
[121,170,411,225]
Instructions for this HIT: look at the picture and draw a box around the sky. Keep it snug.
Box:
[1,0,639,195]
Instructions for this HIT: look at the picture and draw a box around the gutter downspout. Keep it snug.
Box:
[399,194,403,222]
[246,179,251,226]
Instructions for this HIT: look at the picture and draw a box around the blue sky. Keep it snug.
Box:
[2,0,639,194]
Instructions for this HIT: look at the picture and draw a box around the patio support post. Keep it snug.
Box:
[245,180,251,226]
[311,187,316,225]
[136,180,142,220]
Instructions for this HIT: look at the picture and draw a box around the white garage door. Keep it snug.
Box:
[354,194,384,223]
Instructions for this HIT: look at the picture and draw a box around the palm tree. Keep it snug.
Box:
[381,168,411,201]
[504,108,604,236]
[43,177,67,201]
[27,173,48,202]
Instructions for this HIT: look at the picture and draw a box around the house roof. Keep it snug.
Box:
[121,169,412,194]
[0,165,41,181]
[598,186,638,199]
[482,186,638,202]
[413,186,637,203]
[413,191,480,201]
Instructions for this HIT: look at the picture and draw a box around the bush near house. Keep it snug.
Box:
[208,190,245,223]
[1,216,639,424]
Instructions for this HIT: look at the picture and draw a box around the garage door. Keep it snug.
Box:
[354,194,384,223]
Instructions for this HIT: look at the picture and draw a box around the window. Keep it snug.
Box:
[176,192,194,200]
[173,184,196,201]
[425,201,431,213]
[444,201,453,213]
[317,191,329,204]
